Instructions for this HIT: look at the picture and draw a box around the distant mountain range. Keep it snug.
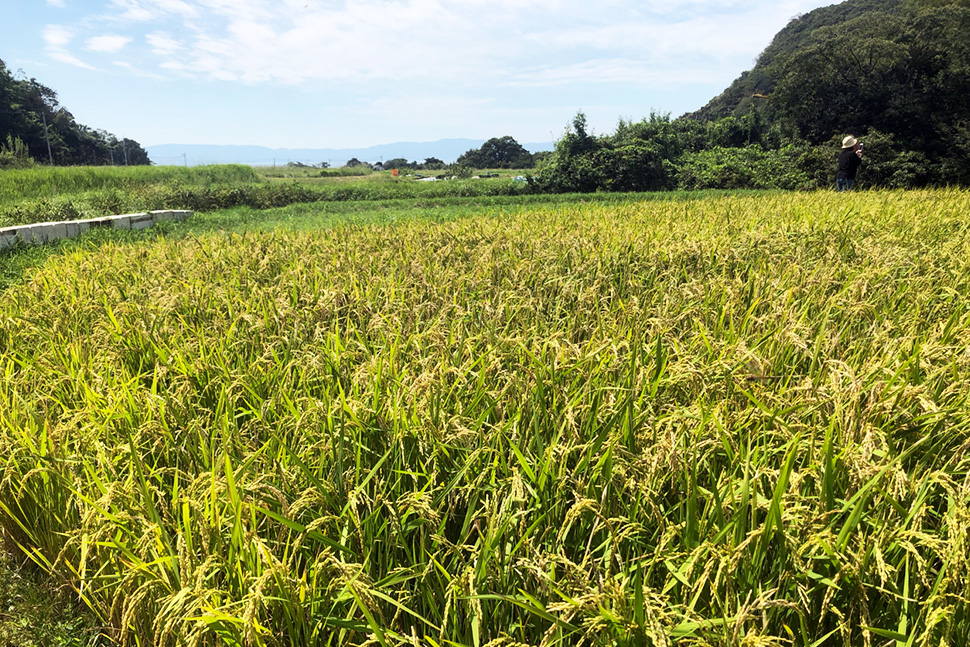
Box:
[145,139,555,167]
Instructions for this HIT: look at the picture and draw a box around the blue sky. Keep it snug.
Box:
[4,0,835,149]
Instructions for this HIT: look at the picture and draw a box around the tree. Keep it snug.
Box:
[769,13,913,143]
[0,57,152,165]
[456,136,534,168]
[119,138,151,165]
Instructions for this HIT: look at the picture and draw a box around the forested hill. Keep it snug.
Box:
[527,0,969,193]
[0,58,150,167]
[692,0,904,121]
[690,0,970,148]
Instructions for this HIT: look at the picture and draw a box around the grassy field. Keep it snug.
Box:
[0,164,531,228]
[1,188,969,646]
[0,165,261,204]
[256,165,375,180]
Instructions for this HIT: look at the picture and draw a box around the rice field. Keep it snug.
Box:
[1,189,969,646]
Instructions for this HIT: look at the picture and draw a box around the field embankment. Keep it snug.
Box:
[1,190,969,645]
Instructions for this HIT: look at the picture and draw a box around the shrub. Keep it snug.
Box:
[0,136,34,170]
[677,145,811,190]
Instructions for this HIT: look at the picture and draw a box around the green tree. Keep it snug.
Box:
[456,136,534,169]
[531,113,681,193]
[383,158,412,170]
[0,57,152,166]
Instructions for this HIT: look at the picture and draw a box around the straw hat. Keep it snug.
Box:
[842,136,858,149]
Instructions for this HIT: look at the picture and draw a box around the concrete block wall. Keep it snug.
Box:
[0,210,192,251]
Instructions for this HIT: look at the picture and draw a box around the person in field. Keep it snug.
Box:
[836,135,863,191]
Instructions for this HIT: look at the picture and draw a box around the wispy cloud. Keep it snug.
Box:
[46,0,66,7]
[86,34,133,53]
[146,32,182,55]
[104,0,163,22]
[43,25,98,70]
[42,25,73,48]
[39,0,831,96]
[72,0,816,87]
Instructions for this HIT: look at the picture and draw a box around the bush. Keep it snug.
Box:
[0,198,83,227]
[848,129,932,189]
[677,146,811,190]
[0,136,34,170]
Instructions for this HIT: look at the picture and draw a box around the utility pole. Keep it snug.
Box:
[123,140,128,166]
[182,153,188,167]
[41,112,54,164]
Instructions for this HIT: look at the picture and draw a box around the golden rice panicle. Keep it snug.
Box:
[1,189,969,645]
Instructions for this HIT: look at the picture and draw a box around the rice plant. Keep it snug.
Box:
[0,189,969,646]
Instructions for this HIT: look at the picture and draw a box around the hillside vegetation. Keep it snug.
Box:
[0,59,150,168]
[1,190,969,645]
[532,0,970,192]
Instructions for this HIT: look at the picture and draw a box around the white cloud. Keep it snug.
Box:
[43,25,98,69]
[46,0,66,6]
[146,32,183,55]
[106,0,161,22]
[49,51,98,69]
[147,1,522,83]
[46,0,835,89]
[86,34,133,52]
[42,25,73,48]
[152,0,198,17]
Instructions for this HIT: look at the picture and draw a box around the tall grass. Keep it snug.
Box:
[0,190,969,645]
[257,166,375,180]
[0,165,261,204]
[0,164,531,227]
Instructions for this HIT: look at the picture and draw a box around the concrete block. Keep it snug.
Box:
[18,223,55,243]
[0,228,18,250]
[2,208,184,251]
[57,221,80,238]
[49,221,67,241]
[108,215,132,230]
[129,213,154,230]
[17,223,44,243]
